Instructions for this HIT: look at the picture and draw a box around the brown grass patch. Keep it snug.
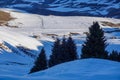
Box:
[0,11,12,21]
[101,21,120,27]
[0,10,13,26]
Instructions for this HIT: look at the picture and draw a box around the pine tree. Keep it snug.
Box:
[49,36,78,67]
[49,38,61,67]
[109,50,120,62]
[29,48,47,73]
[118,53,120,62]
[67,36,78,61]
[81,22,108,59]
[60,37,69,62]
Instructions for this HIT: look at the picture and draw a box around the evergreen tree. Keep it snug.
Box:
[58,36,78,63]
[49,38,61,67]
[29,48,47,73]
[49,36,78,67]
[109,50,120,62]
[67,36,78,61]
[60,37,69,62]
[81,22,108,59]
[118,53,120,62]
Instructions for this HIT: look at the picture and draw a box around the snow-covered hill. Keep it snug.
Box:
[1,9,120,57]
[0,0,120,18]
[0,28,43,76]
[0,10,44,75]
[0,59,120,80]
[30,59,120,80]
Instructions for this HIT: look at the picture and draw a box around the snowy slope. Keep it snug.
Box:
[0,28,42,50]
[0,10,44,76]
[0,9,120,80]
[0,59,120,80]
[2,9,120,34]
[29,59,120,80]
[0,28,43,76]
[0,0,120,18]
[0,51,34,76]
[1,9,120,57]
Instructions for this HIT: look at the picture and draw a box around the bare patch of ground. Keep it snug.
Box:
[101,21,120,27]
[0,10,12,26]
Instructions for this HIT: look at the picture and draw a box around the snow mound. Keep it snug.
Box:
[29,59,120,80]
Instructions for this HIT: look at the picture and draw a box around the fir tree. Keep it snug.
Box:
[49,36,78,67]
[60,37,69,62]
[118,53,120,62]
[67,36,78,61]
[29,48,47,73]
[81,22,108,59]
[49,38,61,67]
[109,50,120,62]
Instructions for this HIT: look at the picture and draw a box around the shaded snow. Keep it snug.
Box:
[0,59,119,80]
[29,59,120,80]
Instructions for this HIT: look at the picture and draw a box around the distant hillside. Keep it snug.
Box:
[0,0,120,18]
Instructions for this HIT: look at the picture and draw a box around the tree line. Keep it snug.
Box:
[29,36,78,73]
[29,22,120,74]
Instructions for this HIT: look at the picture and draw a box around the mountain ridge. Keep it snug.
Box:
[0,0,120,18]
